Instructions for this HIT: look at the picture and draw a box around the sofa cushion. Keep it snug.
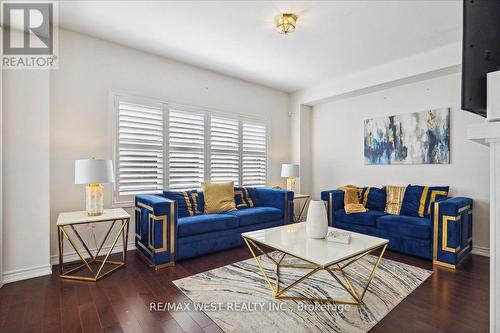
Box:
[334,209,387,227]
[385,185,407,215]
[198,187,261,212]
[400,184,449,218]
[234,187,259,209]
[178,214,239,237]
[202,181,237,214]
[376,215,431,240]
[197,191,205,213]
[225,206,282,227]
[246,188,261,207]
[358,187,386,211]
[163,190,200,218]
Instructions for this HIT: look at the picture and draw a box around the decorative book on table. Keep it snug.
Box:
[326,230,351,244]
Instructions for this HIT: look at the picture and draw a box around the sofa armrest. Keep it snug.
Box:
[255,188,294,224]
[431,197,473,269]
[135,194,177,269]
[321,190,345,226]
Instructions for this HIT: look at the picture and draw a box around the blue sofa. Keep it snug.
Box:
[135,188,294,269]
[321,187,473,269]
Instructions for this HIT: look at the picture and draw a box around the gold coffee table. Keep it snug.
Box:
[242,223,389,305]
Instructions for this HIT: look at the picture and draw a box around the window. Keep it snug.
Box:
[210,116,240,185]
[113,94,269,206]
[168,109,205,191]
[242,122,267,187]
[116,100,164,199]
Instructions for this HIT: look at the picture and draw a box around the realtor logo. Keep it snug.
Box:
[3,2,53,54]
[2,1,58,68]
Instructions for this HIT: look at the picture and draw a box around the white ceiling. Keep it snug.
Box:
[59,1,462,93]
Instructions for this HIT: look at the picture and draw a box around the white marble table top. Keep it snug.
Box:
[242,222,388,268]
[57,208,130,226]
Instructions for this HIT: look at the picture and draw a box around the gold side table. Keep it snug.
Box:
[57,208,130,282]
[293,193,310,223]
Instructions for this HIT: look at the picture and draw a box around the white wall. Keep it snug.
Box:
[299,106,312,195]
[49,29,290,261]
[2,69,52,282]
[289,104,312,195]
[311,72,490,251]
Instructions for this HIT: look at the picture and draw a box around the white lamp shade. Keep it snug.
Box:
[75,159,114,184]
[281,164,300,178]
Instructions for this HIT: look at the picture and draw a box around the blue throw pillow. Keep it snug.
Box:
[197,191,205,213]
[246,188,260,207]
[400,185,449,218]
[358,187,386,211]
[163,190,200,218]
[234,187,260,209]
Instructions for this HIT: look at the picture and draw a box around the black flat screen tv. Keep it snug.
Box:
[461,0,500,116]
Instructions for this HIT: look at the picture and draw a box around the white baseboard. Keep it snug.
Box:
[50,241,136,265]
[472,245,490,257]
[2,264,52,284]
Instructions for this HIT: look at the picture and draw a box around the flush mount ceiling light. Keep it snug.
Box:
[274,13,297,35]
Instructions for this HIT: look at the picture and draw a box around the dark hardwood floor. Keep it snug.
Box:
[0,247,489,333]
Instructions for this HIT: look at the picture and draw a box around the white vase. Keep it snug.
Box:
[306,200,328,239]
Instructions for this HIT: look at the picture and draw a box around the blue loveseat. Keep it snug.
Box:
[135,188,293,269]
[321,186,473,269]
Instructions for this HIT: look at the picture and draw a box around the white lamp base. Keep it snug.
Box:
[86,183,104,216]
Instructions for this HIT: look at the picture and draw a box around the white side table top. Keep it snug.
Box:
[294,193,310,199]
[57,208,130,226]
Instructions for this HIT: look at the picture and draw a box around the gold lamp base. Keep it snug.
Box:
[86,183,104,216]
[286,177,296,191]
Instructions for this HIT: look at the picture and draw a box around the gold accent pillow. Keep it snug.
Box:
[202,181,237,214]
[385,185,406,215]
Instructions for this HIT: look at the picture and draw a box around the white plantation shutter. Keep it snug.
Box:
[168,110,205,191]
[210,117,240,185]
[242,121,267,187]
[113,94,270,206]
[117,101,164,197]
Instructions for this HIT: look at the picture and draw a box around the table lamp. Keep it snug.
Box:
[281,164,299,191]
[75,159,114,216]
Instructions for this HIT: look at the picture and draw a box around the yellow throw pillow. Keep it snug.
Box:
[385,185,406,215]
[202,181,237,214]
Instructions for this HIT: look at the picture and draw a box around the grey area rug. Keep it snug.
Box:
[174,253,432,333]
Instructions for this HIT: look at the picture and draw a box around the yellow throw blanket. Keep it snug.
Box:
[338,185,367,214]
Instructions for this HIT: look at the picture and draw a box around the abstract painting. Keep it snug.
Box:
[364,108,450,165]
